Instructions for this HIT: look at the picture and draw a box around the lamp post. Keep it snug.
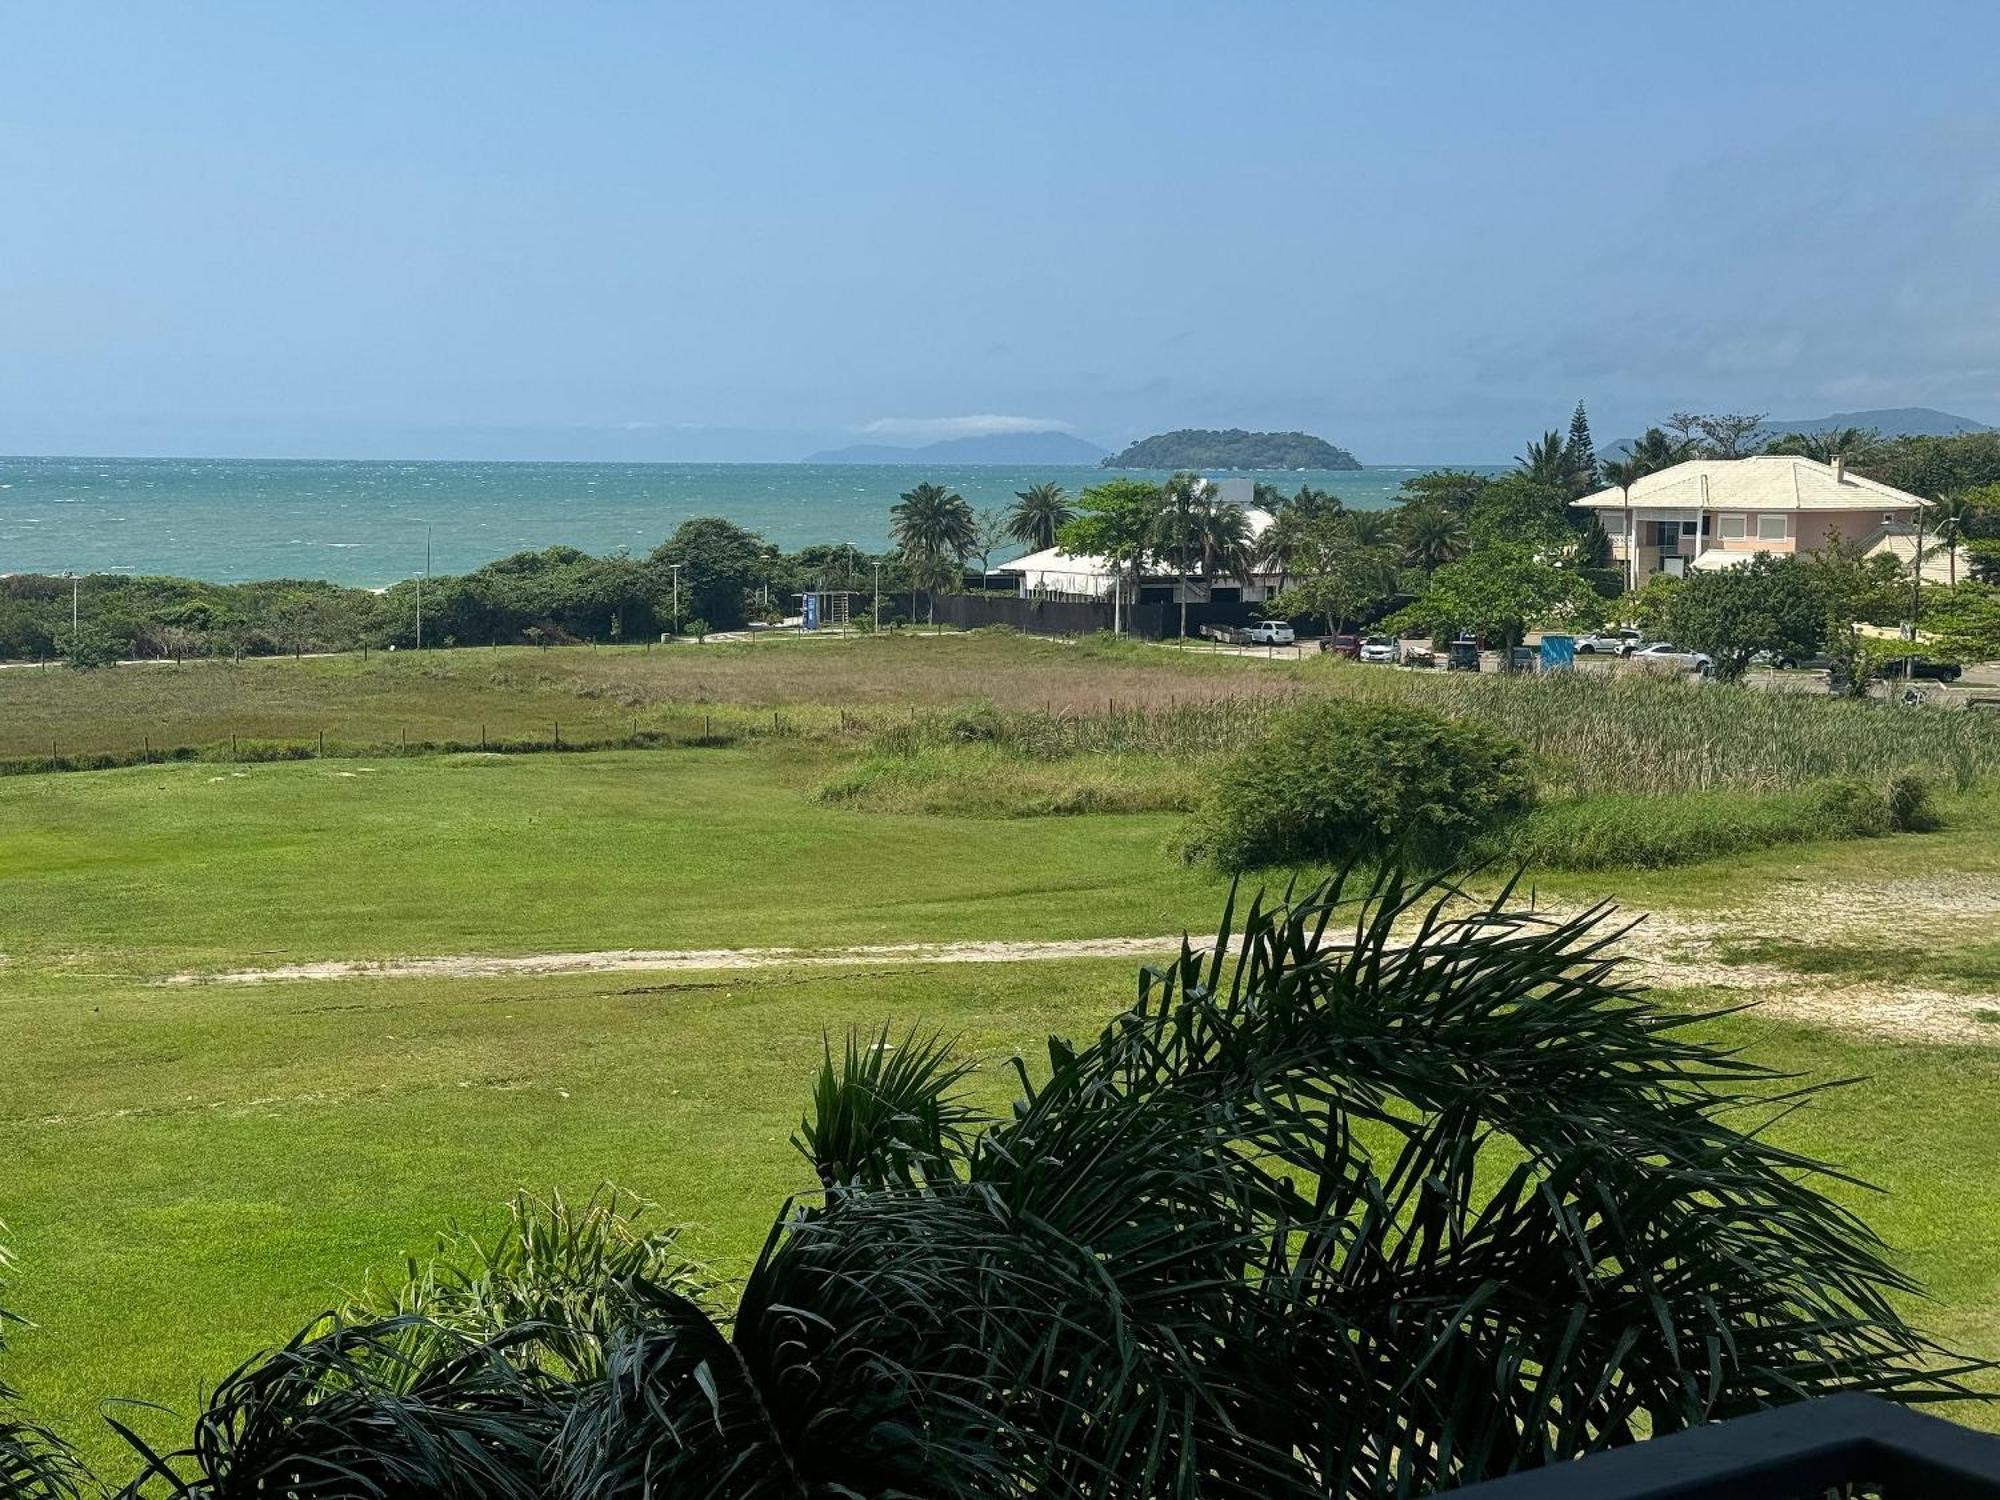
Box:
[670,562,682,633]
[873,560,881,632]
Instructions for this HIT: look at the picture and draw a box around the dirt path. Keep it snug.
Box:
[160,935,1189,987]
[155,884,2000,1048]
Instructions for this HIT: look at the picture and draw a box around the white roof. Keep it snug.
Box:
[999,504,1278,584]
[1577,456,1926,514]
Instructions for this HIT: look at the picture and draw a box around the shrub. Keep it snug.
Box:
[1180,701,1532,871]
[1885,770,1940,832]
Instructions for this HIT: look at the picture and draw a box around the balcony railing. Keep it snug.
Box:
[1447,1395,2000,1499]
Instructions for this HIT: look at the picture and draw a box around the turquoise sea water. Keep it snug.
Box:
[0,457,1455,587]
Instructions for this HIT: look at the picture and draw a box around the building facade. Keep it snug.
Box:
[1576,455,1934,587]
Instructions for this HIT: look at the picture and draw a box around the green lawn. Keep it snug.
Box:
[0,748,1225,974]
[1,956,1993,1473]
[2,640,1997,1474]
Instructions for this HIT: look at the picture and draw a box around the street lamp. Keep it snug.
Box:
[670,562,682,632]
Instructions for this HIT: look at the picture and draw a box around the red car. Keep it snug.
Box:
[1319,633,1362,658]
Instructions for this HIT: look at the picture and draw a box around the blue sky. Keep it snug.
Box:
[4,1,1997,463]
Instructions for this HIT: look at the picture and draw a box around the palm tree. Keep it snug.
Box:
[1256,504,1319,593]
[890,480,975,624]
[1005,483,1073,552]
[1795,426,1880,466]
[1929,488,1981,586]
[1627,426,1693,475]
[118,873,1973,1500]
[1516,429,1572,490]
[1197,501,1255,584]
[1599,453,1648,590]
[1156,473,1208,639]
[1396,502,1468,576]
[1342,508,1396,549]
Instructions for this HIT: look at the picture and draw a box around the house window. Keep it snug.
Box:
[1756,513,1790,542]
[1883,512,1896,525]
[1718,514,1747,540]
[1681,519,1699,538]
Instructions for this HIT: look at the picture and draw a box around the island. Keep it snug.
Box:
[1102,428,1361,471]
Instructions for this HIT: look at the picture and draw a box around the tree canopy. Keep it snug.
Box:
[1657,554,1825,680]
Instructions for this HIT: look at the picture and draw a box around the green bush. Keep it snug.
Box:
[1885,770,1940,832]
[1179,701,1533,871]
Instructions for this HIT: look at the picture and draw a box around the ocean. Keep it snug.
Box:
[0,457,1455,587]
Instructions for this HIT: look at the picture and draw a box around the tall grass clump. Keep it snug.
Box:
[1178,701,1534,871]
[1486,773,1938,872]
[1307,665,2000,794]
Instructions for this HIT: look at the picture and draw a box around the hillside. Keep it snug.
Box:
[1103,428,1361,470]
[804,431,1108,465]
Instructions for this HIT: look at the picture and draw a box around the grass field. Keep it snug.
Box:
[1,633,1996,1472]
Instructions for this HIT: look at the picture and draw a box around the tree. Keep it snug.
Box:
[1395,502,1468,576]
[1516,429,1572,491]
[1598,453,1649,589]
[1657,554,1824,681]
[1800,534,1908,689]
[970,509,1010,580]
[1628,426,1694,474]
[1005,482,1073,552]
[1388,543,1602,666]
[1156,473,1208,639]
[1562,400,1598,495]
[650,518,773,632]
[1928,488,1985,587]
[1398,469,1488,513]
[1057,478,1164,629]
[1279,542,1398,636]
[102,876,1977,1500]
[1672,412,1768,459]
[1467,474,1571,554]
[1766,426,1881,466]
[889,481,975,624]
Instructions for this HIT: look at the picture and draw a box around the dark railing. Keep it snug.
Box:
[1448,1395,2000,1499]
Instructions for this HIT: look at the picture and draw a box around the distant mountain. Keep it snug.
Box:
[804,431,1109,465]
[1103,429,1362,471]
[1604,407,1992,457]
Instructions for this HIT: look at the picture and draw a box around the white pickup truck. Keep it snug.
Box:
[1202,621,1295,646]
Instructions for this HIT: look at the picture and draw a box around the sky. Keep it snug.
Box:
[4,1,1998,465]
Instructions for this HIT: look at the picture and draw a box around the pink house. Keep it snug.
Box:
[1576,455,1933,588]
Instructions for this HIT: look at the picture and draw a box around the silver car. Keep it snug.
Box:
[1358,636,1400,664]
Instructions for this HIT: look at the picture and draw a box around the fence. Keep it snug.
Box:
[924,590,1323,641]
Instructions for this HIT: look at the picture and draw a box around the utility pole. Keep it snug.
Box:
[415,523,431,650]
[873,560,881,631]
[69,573,79,640]
[1906,507,1927,684]
[670,562,682,632]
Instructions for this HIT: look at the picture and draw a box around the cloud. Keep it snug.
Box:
[860,413,1074,440]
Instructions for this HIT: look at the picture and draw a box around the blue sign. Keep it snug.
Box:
[802,592,819,630]
[1539,633,1576,672]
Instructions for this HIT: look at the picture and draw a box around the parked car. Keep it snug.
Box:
[1243,621,1295,645]
[1630,642,1713,675]
[1575,628,1642,655]
[1319,633,1362,658]
[1401,644,1437,669]
[1358,635,1399,664]
[1199,623,1250,645]
[1751,649,1836,671]
[1886,657,1963,682]
[1507,645,1538,671]
[1445,640,1482,672]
